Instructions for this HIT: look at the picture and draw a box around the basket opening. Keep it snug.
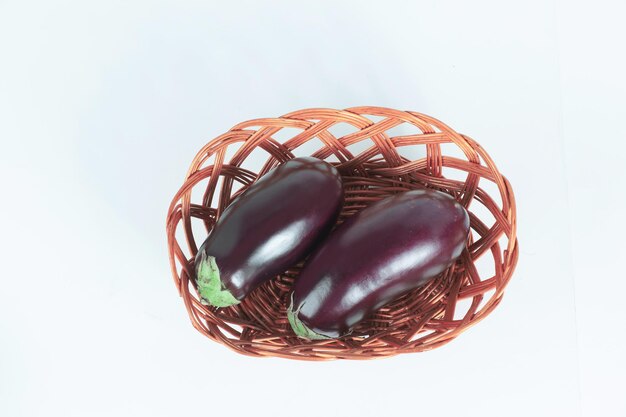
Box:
[174,219,193,260]
[450,296,476,321]
[345,136,377,157]
[360,114,385,123]
[408,329,436,343]
[223,323,244,338]
[239,146,275,176]
[476,289,497,314]
[441,165,470,184]
[289,136,326,158]
[469,228,482,248]
[327,122,360,139]
[170,235,189,275]
[227,179,245,200]
[223,140,242,163]
[472,249,497,285]
[272,127,305,143]
[190,217,212,252]
[197,151,216,171]
[396,143,427,161]
[477,176,504,212]
[469,193,498,231]
[499,234,512,256]
[440,142,471,161]
[384,122,425,138]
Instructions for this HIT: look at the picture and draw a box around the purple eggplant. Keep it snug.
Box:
[287,189,470,339]
[195,157,343,307]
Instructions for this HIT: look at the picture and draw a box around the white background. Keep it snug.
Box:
[1,1,624,416]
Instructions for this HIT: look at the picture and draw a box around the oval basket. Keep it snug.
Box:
[166,106,519,360]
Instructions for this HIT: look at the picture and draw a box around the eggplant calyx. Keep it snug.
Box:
[287,298,331,340]
[195,251,240,308]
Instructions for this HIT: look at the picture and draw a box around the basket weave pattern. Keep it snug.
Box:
[166,106,518,360]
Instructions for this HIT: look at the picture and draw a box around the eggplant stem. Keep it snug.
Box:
[287,297,331,340]
[195,252,240,308]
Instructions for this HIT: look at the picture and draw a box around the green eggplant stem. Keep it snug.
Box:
[195,251,240,308]
[287,297,331,340]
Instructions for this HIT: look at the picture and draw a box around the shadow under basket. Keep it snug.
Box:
[166,106,519,360]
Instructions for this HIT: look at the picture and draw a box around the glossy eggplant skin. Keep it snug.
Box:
[195,157,343,307]
[288,189,470,339]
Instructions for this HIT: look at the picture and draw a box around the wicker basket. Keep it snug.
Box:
[166,106,519,360]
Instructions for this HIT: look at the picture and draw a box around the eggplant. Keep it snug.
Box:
[287,189,470,339]
[195,157,343,307]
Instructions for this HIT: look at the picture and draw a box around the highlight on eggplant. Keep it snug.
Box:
[287,189,470,339]
[195,157,344,308]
